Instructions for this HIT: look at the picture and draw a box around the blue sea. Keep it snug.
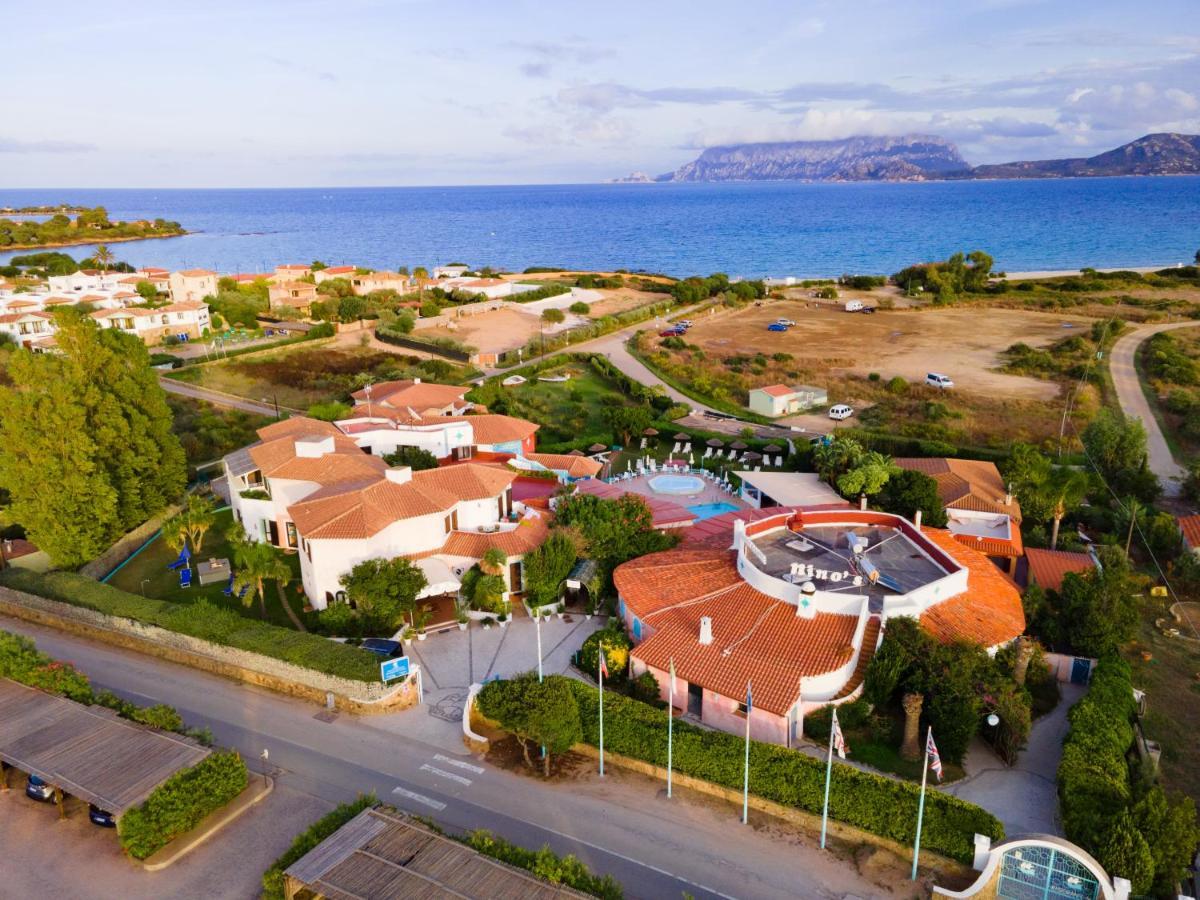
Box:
[2,178,1198,277]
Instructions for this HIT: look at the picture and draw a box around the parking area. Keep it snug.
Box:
[0,776,330,899]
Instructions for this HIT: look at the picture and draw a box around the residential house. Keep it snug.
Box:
[1179,514,1200,556]
[273,264,312,282]
[1021,546,1098,592]
[267,280,318,314]
[351,270,410,296]
[90,301,210,344]
[0,311,56,349]
[894,457,1024,573]
[223,417,551,609]
[434,264,470,279]
[168,269,218,304]
[748,384,829,417]
[312,265,356,284]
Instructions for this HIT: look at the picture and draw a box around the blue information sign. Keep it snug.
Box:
[381,657,410,682]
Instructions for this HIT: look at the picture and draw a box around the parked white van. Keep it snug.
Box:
[844,300,864,312]
[828,404,854,420]
[926,373,954,389]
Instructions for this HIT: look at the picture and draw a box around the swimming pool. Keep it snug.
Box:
[648,474,706,495]
[687,501,740,520]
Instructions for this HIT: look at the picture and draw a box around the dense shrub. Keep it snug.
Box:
[0,628,94,702]
[509,283,572,303]
[261,795,377,899]
[119,751,248,859]
[466,830,623,899]
[0,570,380,681]
[478,676,1001,862]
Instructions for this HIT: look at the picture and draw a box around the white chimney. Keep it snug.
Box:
[698,616,713,646]
[294,435,335,458]
[385,466,413,484]
[413,377,421,384]
[914,509,923,529]
[859,494,868,510]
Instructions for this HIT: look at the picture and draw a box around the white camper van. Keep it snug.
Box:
[844,300,864,312]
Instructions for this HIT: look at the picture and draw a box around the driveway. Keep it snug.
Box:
[1109,320,1200,497]
[944,682,1085,836]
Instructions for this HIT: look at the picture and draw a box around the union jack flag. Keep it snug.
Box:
[926,729,943,782]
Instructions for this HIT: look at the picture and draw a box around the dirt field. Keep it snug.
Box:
[419,307,568,354]
[685,301,1098,400]
[587,288,671,318]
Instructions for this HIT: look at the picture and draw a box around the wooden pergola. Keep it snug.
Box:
[285,806,592,899]
[0,679,210,819]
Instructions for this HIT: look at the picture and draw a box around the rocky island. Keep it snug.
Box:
[617,132,1200,183]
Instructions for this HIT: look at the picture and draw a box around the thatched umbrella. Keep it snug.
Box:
[762,443,783,454]
[730,440,748,451]
[567,449,586,457]
[588,443,608,453]
[706,437,724,448]
[673,432,690,441]
[743,451,763,462]
[643,427,659,437]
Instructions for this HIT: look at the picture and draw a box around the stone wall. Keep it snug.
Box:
[78,502,184,580]
[0,586,415,715]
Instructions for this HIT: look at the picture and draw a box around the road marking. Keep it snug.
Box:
[433,754,484,774]
[420,764,473,786]
[391,786,446,811]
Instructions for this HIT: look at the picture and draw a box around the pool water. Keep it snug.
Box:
[687,502,740,521]
[648,474,706,495]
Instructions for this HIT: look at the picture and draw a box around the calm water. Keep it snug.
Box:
[2,178,1198,277]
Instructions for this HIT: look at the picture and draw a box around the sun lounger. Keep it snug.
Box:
[222,574,234,596]
[640,438,647,449]
[179,567,193,588]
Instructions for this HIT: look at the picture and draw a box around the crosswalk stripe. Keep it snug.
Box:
[421,763,473,786]
[391,786,446,811]
[433,754,485,774]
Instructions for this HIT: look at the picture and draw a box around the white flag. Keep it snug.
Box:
[831,709,849,759]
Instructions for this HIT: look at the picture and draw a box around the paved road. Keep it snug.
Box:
[1109,320,1200,497]
[3,616,881,900]
[159,375,284,417]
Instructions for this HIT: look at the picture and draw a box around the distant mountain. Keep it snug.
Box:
[967,133,1200,179]
[618,133,1200,183]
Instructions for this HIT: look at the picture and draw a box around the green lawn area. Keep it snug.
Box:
[476,362,635,448]
[106,509,306,630]
[167,344,479,411]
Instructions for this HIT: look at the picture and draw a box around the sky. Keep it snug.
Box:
[3,0,1198,187]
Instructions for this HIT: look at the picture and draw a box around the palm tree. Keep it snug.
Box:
[232,541,292,619]
[1042,469,1089,550]
[413,266,429,300]
[812,436,863,486]
[181,495,216,556]
[1114,496,1146,560]
[161,512,190,555]
[93,244,114,271]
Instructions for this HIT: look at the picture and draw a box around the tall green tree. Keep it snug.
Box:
[836,450,896,498]
[1059,565,1138,658]
[1081,409,1159,502]
[92,244,114,271]
[873,468,948,527]
[602,405,652,446]
[812,435,863,485]
[339,557,428,633]
[1042,468,1089,550]
[0,317,186,566]
[230,537,292,620]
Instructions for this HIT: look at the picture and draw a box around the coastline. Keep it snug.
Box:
[2,231,188,252]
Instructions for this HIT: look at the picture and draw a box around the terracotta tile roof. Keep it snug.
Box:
[161,301,208,312]
[0,311,53,323]
[894,457,1022,522]
[290,464,516,540]
[756,384,794,398]
[1024,547,1096,592]
[449,414,539,445]
[351,379,468,410]
[4,298,41,308]
[621,549,859,715]
[441,513,550,558]
[321,266,356,274]
[258,417,342,442]
[462,278,506,287]
[523,452,602,478]
[247,419,386,486]
[918,529,1025,647]
[949,524,1023,559]
[1179,514,1200,551]
[176,269,216,277]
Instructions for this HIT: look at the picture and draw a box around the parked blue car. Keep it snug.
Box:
[88,804,117,828]
[766,323,789,332]
[25,774,54,802]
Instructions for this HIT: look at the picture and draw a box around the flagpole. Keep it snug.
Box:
[667,660,674,799]
[598,650,605,778]
[911,726,931,881]
[820,716,835,849]
[741,682,751,825]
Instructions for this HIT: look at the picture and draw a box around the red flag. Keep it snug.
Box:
[599,652,608,680]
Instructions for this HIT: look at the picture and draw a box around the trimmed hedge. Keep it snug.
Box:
[478,676,1001,864]
[0,569,381,682]
[118,750,248,859]
[465,830,623,899]
[262,794,377,899]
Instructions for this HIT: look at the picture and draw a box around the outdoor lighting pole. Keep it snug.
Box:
[535,613,543,683]
[140,578,150,597]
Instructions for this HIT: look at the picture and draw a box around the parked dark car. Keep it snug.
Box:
[360,638,405,659]
[25,774,54,802]
[859,306,876,314]
[88,805,117,828]
[659,328,684,338]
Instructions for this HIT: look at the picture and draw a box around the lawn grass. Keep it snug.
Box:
[166,344,478,410]
[106,509,306,630]
[475,362,635,447]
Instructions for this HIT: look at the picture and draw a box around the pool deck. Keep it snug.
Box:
[578,463,749,524]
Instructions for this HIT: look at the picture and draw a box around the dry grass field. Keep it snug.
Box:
[684,301,1098,400]
[586,288,671,318]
